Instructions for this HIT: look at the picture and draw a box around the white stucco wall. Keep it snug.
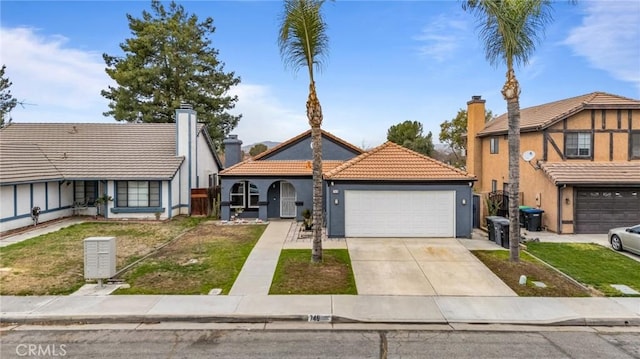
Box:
[0,181,75,233]
[195,132,219,189]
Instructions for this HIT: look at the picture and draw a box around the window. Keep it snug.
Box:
[75,181,97,205]
[230,182,245,208]
[490,137,499,154]
[230,181,259,209]
[116,181,160,207]
[565,132,591,158]
[631,132,640,159]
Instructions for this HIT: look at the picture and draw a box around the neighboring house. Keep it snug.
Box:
[466,92,640,234]
[0,106,222,232]
[219,130,476,238]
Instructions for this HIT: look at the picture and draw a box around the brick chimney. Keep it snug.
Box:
[223,134,243,168]
[466,95,485,190]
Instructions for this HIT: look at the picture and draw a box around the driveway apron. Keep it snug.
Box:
[347,237,516,296]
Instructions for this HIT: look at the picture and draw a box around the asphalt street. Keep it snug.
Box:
[1,326,639,358]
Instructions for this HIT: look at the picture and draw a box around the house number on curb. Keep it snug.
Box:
[308,314,332,322]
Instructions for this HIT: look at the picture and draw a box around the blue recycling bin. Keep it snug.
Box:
[521,208,544,231]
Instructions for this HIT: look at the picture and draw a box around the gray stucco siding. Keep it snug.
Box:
[220,176,314,221]
[260,137,360,161]
[326,181,474,238]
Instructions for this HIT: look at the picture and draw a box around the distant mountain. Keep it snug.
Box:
[434,143,454,154]
[242,141,280,152]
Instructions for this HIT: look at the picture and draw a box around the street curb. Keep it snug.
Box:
[2,315,639,327]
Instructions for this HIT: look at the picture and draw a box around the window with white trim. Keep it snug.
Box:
[230,182,245,208]
[565,132,591,158]
[116,181,160,207]
[230,181,259,209]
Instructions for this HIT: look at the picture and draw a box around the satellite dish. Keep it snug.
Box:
[522,150,536,162]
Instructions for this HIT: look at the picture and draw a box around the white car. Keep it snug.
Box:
[609,224,640,255]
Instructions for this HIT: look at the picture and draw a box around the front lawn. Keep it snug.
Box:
[525,242,640,296]
[116,224,265,294]
[472,250,591,297]
[269,249,357,295]
[0,217,205,295]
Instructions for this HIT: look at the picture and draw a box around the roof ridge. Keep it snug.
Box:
[386,141,472,176]
[323,141,385,178]
[251,129,363,161]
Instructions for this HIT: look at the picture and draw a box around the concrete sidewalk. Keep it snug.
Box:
[0,218,86,247]
[2,220,639,328]
[1,294,639,326]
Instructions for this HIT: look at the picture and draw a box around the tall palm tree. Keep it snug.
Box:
[279,0,329,263]
[463,0,553,261]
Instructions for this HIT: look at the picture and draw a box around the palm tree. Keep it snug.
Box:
[279,0,329,263]
[463,0,554,261]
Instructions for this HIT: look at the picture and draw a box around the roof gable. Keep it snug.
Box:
[324,141,475,181]
[252,129,363,161]
[479,92,640,136]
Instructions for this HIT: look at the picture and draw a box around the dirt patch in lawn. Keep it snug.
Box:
[115,223,265,295]
[270,249,357,295]
[0,218,203,295]
[473,250,592,297]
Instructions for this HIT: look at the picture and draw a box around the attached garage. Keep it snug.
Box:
[575,188,640,234]
[344,190,455,237]
[324,142,476,239]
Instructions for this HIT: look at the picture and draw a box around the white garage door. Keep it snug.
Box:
[344,190,456,237]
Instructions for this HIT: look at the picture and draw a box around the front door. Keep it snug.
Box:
[280,182,296,218]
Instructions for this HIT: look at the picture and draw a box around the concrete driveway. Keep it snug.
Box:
[347,237,517,296]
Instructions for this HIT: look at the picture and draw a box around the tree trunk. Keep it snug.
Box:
[307,82,323,263]
[502,68,521,262]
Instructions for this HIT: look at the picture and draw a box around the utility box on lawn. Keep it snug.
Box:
[84,237,116,281]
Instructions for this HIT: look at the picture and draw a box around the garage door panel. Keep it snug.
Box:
[575,188,640,234]
[345,190,455,237]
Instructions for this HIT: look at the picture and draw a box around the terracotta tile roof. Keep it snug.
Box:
[220,160,344,176]
[0,123,185,183]
[479,92,640,136]
[0,143,65,184]
[252,129,363,160]
[540,162,640,186]
[324,141,475,181]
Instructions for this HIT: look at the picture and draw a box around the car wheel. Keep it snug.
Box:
[611,235,623,251]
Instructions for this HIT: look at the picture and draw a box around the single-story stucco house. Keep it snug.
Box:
[219,130,476,238]
[0,105,221,232]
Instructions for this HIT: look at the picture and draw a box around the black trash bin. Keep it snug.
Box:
[522,208,544,231]
[486,216,502,243]
[519,206,532,227]
[493,217,510,249]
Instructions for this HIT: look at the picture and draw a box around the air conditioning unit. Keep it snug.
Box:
[84,237,116,286]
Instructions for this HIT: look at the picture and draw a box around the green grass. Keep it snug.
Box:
[525,242,640,296]
[115,224,266,295]
[0,217,210,295]
[472,250,591,297]
[270,249,357,295]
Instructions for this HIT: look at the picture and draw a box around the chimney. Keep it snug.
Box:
[466,95,485,190]
[223,134,243,168]
[176,104,197,192]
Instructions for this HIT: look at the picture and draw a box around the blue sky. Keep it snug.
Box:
[1,1,639,148]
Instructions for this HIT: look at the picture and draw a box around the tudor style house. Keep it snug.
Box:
[466,92,640,234]
[219,130,476,238]
[0,106,222,232]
